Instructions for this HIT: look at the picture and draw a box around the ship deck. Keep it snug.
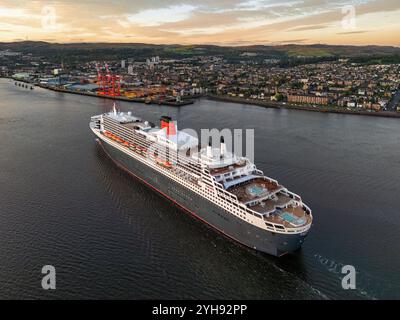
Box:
[209,161,247,176]
[250,193,292,214]
[227,177,283,204]
[95,123,312,230]
[263,206,312,228]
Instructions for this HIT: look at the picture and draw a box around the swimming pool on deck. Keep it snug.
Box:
[278,211,306,227]
[247,185,267,196]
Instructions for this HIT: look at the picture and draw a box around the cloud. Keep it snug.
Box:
[337,30,369,35]
[0,0,399,45]
[288,24,330,32]
[271,38,309,44]
[0,7,39,19]
[126,4,197,27]
[236,0,303,11]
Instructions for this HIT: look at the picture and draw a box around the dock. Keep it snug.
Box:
[37,84,196,107]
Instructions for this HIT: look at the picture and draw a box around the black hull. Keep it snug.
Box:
[97,138,308,257]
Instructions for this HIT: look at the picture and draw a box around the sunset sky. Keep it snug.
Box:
[0,0,399,46]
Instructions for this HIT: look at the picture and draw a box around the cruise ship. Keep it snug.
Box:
[90,104,313,257]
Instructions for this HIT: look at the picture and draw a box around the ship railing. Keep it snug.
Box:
[103,123,225,197]
[103,117,311,229]
[263,219,311,234]
[302,203,312,216]
[123,137,202,191]
[262,205,312,233]
[287,190,302,202]
[102,127,311,234]
[110,130,208,192]
[104,117,204,173]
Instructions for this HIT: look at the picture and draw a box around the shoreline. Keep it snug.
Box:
[39,84,198,106]
[206,94,400,119]
[3,77,399,118]
[3,77,196,107]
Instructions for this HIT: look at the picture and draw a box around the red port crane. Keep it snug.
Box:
[96,63,120,97]
[96,63,106,95]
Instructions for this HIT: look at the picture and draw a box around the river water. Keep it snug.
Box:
[1,78,399,299]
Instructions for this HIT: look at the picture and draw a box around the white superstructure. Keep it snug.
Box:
[90,106,313,237]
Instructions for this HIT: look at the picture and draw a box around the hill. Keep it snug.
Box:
[1,41,399,64]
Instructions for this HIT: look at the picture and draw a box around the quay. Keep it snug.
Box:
[38,84,196,107]
[207,94,400,119]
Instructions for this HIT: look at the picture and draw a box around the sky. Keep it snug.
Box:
[0,0,399,46]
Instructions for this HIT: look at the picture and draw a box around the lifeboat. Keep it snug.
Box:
[155,157,173,168]
[164,161,172,168]
[138,146,147,155]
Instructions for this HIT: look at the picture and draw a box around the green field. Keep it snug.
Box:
[164,46,204,55]
[286,48,334,58]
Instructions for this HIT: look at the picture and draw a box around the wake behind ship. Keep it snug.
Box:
[90,104,313,257]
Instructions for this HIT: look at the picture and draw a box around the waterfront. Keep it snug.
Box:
[207,94,400,118]
[10,79,400,118]
[0,78,400,299]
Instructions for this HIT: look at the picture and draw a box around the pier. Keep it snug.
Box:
[37,84,196,107]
